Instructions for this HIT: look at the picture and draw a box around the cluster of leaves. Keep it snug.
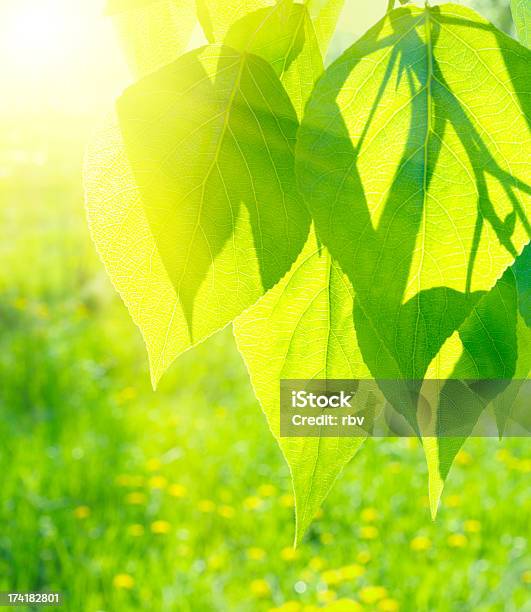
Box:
[85,0,530,542]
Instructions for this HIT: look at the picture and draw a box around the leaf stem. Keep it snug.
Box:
[386,0,395,13]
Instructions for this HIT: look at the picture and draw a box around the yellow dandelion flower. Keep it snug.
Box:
[198,499,216,513]
[250,579,271,598]
[379,598,400,611]
[455,450,472,466]
[127,524,145,537]
[320,532,334,545]
[75,304,89,319]
[208,554,225,570]
[359,586,387,604]
[123,475,144,487]
[281,547,299,562]
[218,505,235,519]
[113,574,135,589]
[36,304,50,319]
[148,475,167,490]
[247,547,266,561]
[116,474,132,487]
[215,407,227,418]
[317,589,336,604]
[151,520,171,534]
[495,449,511,462]
[361,507,378,522]
[280,494,295,508]
[258,484,277,497]
[269,601,302,612]
[117,387,137,403]
[339,564,365,580]
[522,570,531,584]
[13,297,27,311]
[325,599,362,612]
[146,458,162,472]
[168,414,180,426]
[73,506,90,519]
[447,533,467,548]
[517,459,531,473]
[125,492,147,505]
[321,569,343,586]
[308,556,326,572]
[410,536,431,552]
[389,462,401,474]
[360,526,379,540]
[177,543,191,556]
[244,496,263,511]
[356,550,371,564]
[302,606,320,612]
[168,484,187,498]
[464,520,481,534]
[445,495,461,508]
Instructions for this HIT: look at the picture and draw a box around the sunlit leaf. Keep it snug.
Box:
[107,0,198,76]
[423,264,520,516]
[306,0,347,55]
[234,230,370,543]
[224,1,323,117]
[196,0,274,43]
[511,0,531,47]
[86,46,310,386]
[197,0,344,57]
[297,5,530,415]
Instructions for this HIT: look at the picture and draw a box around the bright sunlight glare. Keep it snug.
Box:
[1,0,82,75]
[0,0,128,114]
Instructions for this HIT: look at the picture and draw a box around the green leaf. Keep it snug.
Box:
[234,230,371,544]
[86,46,310,386]
[511,0,531,47]
[297,5,530,424]
[423,263,520,517]
[197,0,344,57]
[108,0,198,76]
[306,0,347,55]
[223,1,324,117]
[196,0,275,43]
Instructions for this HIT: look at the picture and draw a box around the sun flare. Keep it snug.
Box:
[1,0,83,77]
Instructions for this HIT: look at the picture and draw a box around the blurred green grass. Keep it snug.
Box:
[0,110,530,612]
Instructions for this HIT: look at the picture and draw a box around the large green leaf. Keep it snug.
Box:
[297,5,530,426]
[86,46,310,386]
[306,0,347,55]
[423,263,520,516]
[196,0,275,43]
[511,0,531,47]
[234,230,371,544]
[223,1,324,117]
[197,0,344,56]
[108,0,197,76]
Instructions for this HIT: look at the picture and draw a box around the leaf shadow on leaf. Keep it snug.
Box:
[224,2,306,77]
[297,6,530,432]
[117,45,309,340]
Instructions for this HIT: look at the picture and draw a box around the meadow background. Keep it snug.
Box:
[0,0,529,610]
